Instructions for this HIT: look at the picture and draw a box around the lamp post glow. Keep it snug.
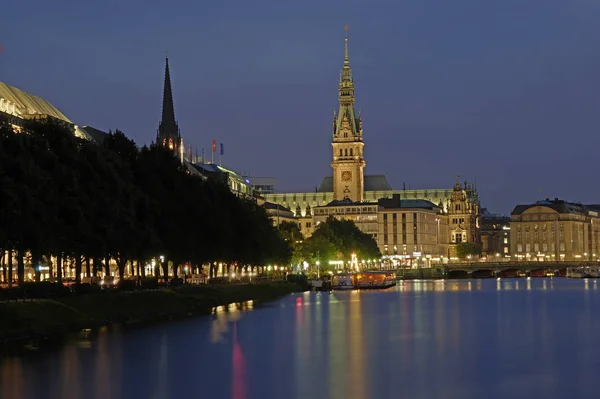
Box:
[316,260,321,279]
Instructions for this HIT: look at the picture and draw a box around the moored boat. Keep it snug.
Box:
[332,273,355,290]
[355,271,396,289]
[567,267,590,278]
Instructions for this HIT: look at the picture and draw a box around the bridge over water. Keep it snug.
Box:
[396,261,600,279]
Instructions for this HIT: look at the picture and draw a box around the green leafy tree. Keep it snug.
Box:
[299,216,381,269]
[456,242,482,259]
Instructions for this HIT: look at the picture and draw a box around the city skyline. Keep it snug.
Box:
[3,0,600,214]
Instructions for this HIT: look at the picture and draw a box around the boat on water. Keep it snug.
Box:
[587,267,600,278]
[331,271,396,290]
[355,271,397,289]
[567,267,590,278]
[332,273,355,290]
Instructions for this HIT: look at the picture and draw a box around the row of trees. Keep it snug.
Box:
[279,216,382,271]
[0,118,291,287]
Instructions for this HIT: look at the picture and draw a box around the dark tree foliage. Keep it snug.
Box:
[0,118,291,285]
[455,242,482,259]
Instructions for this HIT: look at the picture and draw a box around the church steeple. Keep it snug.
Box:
[331,26,366,202]
[333,26,361,139]
[157,57,181,153]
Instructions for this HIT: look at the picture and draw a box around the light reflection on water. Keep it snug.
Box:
[2,280,600,399]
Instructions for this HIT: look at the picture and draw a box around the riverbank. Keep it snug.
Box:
[0,282,304,346]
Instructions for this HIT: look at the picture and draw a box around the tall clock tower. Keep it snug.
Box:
[331,26,365,202]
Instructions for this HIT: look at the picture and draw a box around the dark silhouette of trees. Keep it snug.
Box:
[0,118,291,286]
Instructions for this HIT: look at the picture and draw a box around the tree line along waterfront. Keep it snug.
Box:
[0,117,292,287]
[0,117,382,290]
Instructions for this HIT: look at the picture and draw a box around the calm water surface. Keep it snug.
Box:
[2,278,600,399]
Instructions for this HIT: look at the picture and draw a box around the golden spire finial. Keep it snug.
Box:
[344,25,349,65]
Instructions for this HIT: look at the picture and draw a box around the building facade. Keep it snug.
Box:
[311,195,454,264]
[263,202,296,228]
[377,195,450,261]
[447,179,481,254]
[480,210,510,258]
[250,177,276,195]
[510,199,600,261]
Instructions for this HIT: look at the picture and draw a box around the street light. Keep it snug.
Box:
[316,260,321,279]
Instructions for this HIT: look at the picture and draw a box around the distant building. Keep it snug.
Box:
[377,195,450,262]
[249,177,276,194]
[312,194,459,265]
[510,198,600,261]
[263,202,296,227]
[480,209,510,258]
[190,163,254,198]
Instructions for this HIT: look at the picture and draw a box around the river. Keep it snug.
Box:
[1,278,600,399]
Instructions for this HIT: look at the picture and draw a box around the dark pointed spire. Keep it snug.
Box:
[161,57,177,131]
[157,56,181,152]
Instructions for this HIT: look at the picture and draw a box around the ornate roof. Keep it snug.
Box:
[0,81,93,140]
[318,174,392,192]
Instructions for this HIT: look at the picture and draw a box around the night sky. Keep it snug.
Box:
[3,0,600,214]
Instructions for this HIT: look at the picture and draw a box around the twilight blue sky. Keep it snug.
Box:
[2,0,600,214]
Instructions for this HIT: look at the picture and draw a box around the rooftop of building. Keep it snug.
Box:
[378,194,441,211]
[0,82,71,122]
[511,198,592,216]
[317,174,392,192]
[81,126,109,144]
[0,81,94,140]
[263,202,293,212]
[321,198,378,207]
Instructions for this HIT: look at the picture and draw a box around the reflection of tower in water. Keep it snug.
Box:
[232,322,247,399]
[348,291,366,399]
[327,291,367,399]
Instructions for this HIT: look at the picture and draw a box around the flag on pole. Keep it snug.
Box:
[212,139,216,153]
[220,143,224,156]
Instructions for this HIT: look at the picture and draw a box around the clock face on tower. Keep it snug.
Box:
[341,171,352,182]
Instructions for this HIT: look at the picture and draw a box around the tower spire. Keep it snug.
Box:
[344,25,349,67]
[334,25,359,138]
[340,25,352,85]
[157,56,181,153]
[161,57,176,129]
